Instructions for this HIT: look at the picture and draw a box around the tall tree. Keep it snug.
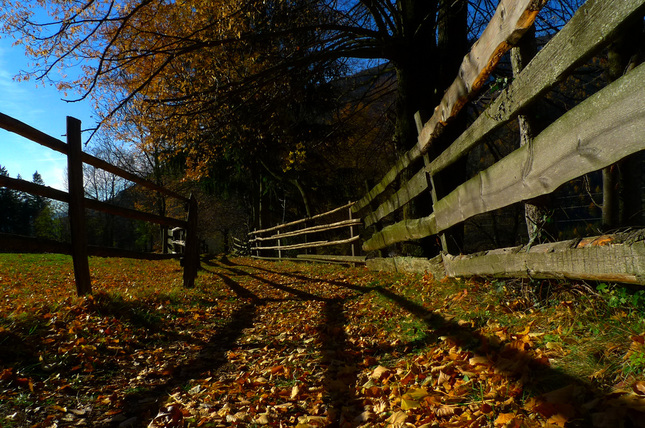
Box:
[1,0,469,160]
[602,18,644,229]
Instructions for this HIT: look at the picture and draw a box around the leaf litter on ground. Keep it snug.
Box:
[0,253,644,427]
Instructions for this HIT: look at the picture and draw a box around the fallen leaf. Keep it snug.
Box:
[386,411,407,424]
[494,412,515,426]
[400,398,419,410]
[371,365,391,380]
[469,355,490,366]
[290,384,300,400]
[634,381,645,396]
[547,413,569,427]
[404,387,429,400]
[436,405,456,417]
[254,413,271,424]
[354,410,374,422]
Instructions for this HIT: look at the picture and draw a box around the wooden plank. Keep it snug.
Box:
[362,214,437,252]
[348,203,357,257]
[253,240,327,251]
[354,0,547,213]
[434,62,645,233]
[425,0,645,177]
[352,149,421,213]
[0,112,188,203]
[443,238,645,285]
[251,256,302,261]
[0,112,68,154]
[84,199,187,228]
[0,170,187,230]
[254,219,362,241]
[363,168,429,227]
[252,235,360,252]
[366,255,446,280]
[81,153,190,203]
[0,233,72,254]
[0,175,69,203]
[362,0,645,251]
[296,254,366,264]
[421,0,546,131]
[250,201,355,235]
[88,246,180,260]
[0,234,177,260]
[183,194,199,288]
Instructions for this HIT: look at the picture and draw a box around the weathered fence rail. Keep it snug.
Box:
[0,113,200,294]
[248,201,364,264]
[350,0,645,283]
[230,236,249,256]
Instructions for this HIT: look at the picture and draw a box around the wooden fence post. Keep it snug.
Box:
[66,117,92,296]
[254,229,260,257]
[415,112,449,253]
[183,194,199,288]
[348,202,356,257]
[162,226,169,254]
[277,229,282,259]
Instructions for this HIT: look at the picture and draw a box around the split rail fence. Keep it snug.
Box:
[248,202,364,264]
[350,0,645,284]
[0,113,200,295]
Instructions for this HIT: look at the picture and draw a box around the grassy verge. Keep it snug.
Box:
[0,253,644,427]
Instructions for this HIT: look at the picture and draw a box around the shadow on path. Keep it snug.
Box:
[120,265,263,424]
[209,259,362,427]
[232,259,594,398]
[126,257,633,426]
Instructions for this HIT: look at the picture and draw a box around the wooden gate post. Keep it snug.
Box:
[254,229,260,257]
[348,201,356,257]
[415,112,449,253]
[183,194,199,288]
[162,226,169,254]
[66,117,92,296]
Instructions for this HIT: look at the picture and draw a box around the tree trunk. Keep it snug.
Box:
[392,0,439,151]
[603,19,643,230]
[290,178,312,218]
[258,174,265,230]
[430,0,469,254]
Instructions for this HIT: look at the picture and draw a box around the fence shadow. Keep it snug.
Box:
[231,259,593,399]
[206,259,363,426]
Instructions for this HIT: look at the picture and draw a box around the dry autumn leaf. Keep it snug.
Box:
[400,398,419,410]
[386,410,408,425]
[634,381,645,396]
[494,412,516,426]
[1,255,643,428]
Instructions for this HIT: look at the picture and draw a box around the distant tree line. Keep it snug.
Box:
[0,163,165,253]
[0,166,64,241]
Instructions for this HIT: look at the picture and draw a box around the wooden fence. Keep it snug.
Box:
[230,236,250,256]
[0,113,200,295]
[350,0,645,284]
[248,202,365,264]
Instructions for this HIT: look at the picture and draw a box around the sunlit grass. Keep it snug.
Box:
[1,254,644,427]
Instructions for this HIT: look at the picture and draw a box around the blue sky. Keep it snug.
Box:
[0,35,95,191]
